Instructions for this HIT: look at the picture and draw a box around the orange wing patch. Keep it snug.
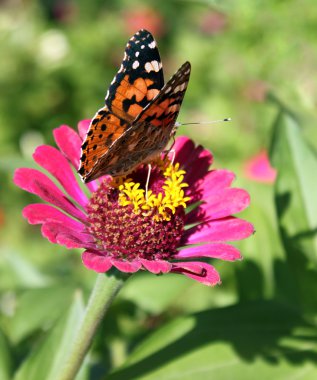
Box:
[110,76,159,120]
[105,30,164,120]
[78,106,130,181]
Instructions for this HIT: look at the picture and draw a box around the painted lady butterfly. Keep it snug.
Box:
[78,29,191,183]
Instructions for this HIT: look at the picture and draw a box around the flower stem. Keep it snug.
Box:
[58,271,127,380]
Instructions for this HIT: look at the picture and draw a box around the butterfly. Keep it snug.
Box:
[78,29,191,183]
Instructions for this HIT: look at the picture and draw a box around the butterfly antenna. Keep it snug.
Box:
[175,118,231,126]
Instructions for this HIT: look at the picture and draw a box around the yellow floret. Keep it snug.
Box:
[117,160,191,221]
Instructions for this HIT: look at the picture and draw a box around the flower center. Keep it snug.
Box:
[87,160,190,261]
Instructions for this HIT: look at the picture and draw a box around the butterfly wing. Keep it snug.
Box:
[134,61,191,129]
[79,29,164,183]
[87,61,191,179]
[106,29,164,120]
[78,107,130,181]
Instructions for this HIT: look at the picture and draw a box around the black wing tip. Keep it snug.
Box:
[137,28,152,34]
[133,29,154,39]
[176,61,191,76]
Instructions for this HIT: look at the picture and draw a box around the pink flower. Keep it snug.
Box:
[122,7,165,37]
[243,150,277,184]
[14,120,254,286]
[199,11,228,35]
[242,80,269,103]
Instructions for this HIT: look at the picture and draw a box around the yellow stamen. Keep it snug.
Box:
[116,160,191,221]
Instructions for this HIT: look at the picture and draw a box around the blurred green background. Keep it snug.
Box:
[1,1,317,379]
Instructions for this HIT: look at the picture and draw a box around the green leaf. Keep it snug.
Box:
[9,285,76,344]
[0,329,12,380]
[234,179,298,304]
[270,111,317,314]
[13,290,88,380]
[3,248,52,288]
[107,301,317,380]
[120,273,189,314]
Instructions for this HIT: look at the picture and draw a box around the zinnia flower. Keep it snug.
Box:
[14,120,254,286]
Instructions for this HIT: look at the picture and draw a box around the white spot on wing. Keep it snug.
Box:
[135,51,140,57]
[144,60,161,73]
[132,60,140,69]
[141,45,145,49]
[174,83,186,92]
[144,62,151,72]
[148,41,156,49]
[152,60,160,71]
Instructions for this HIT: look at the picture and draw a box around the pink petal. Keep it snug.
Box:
[53,125,82,169]
[172,261,221,286]
[111,259,142,273]
[201,169,236,195]
[187,188,250,223]
[14,168,86,222]
[174,136,213,182]
[188,169,236,203]
[140,259,172,273]
[82,250,113,273]
[183,146,213,184]
[183,217,255,244]
[78,119,91,140]
[173,136,213,183]
[176,243,242,261]
[53,125,98,192]
[41,222,96,249]
[173,137,195,166]
[23,204,86,230]
[33,145,88,208]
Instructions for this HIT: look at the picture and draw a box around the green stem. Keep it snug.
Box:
[58,271,128,380]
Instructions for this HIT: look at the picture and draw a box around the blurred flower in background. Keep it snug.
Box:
[243,150,277,184]
[38,29,69,67]
[122,6,165,36]
[51,0,77,23]
[19,130,44,159]
[199,10,228,35]
[243,80,269,103]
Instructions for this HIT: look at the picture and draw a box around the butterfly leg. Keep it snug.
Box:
[169,149,176,165]
[163,148,176,165]
[163,135,176,163]
[145,163,152,201]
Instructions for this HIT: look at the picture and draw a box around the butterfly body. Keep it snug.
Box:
[78,29,191,183]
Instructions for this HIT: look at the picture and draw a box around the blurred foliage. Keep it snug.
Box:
[1,0,317,379]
